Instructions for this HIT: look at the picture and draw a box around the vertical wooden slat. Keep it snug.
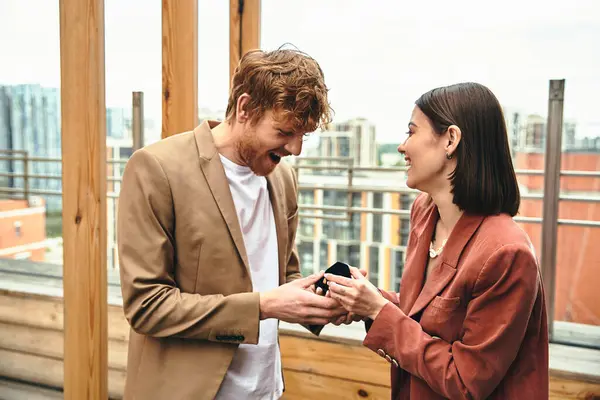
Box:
[229,0,261,84]
[162,0,199,138]
[59,0,108,399]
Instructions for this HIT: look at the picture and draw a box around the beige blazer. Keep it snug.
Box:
[117,120,302,400]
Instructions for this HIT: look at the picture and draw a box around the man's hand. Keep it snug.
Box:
[332,312,365,326]
[260,272,347,325]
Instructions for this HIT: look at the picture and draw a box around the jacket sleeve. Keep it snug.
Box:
[363,243,540,400]
[118,149,260,345]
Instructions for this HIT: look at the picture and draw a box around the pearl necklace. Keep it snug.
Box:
[429,238,447,258]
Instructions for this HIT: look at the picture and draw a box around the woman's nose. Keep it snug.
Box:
[397,141,406,154]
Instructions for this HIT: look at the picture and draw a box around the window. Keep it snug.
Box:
[297,241,314,277]
[372,193,383,243]
[349,245,361,269]
[336,244,349,264]
[320,240,328,267]
[369,245,379,286]
[400,220,410,247]
[392,250,405,292]
[299,189,314,205]
[299,218,314,238]
[349,193,362,241]
[400,194,413,211]
[14,221,22,237]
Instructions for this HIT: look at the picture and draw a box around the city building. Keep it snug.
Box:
[291,160,416,292]
[306,118,378,167]
[0,84,61,211]
[106,137,133,270]
[0,198,47,262]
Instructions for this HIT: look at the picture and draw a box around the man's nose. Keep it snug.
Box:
[285,135,303,157]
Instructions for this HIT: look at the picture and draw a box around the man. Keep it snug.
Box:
[117,48,345,400]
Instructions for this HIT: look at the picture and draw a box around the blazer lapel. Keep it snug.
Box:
[266,171,288,285]
[194,122,251,277]
[408,261,457,317]
[399,203,437,315]
[407,208,485,318]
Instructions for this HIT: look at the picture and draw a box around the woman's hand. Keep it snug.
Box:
[325,267,389,320]
[331,312,365,326]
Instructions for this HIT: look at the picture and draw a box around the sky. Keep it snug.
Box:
[0,0,599,144]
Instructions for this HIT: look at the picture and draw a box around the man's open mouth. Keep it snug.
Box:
[269,152,282,163]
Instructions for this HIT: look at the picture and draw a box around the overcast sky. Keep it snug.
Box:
[0,0,598,144]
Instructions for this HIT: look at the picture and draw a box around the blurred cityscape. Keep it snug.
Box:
[0,82,599,327]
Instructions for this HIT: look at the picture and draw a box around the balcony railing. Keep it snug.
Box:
[1,146,599,350]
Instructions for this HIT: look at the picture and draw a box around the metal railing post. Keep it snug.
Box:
[132,91,144,151]
[23,150,30,204]
[540,79,565,340]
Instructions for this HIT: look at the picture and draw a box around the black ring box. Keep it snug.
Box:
[306,261,352,335]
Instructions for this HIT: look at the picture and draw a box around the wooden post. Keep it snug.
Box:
[162,0,198,138]
[229,0,261,84]
[59,0,108,398]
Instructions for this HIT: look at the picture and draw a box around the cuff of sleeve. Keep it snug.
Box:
[363,302,404,355]
[209,292,260,345]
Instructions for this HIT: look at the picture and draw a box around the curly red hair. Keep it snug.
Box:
[226,48,332,133]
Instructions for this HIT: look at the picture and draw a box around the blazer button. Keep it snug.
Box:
[385,355,392,363]
[392,359,399,368]
[377,349,386,358]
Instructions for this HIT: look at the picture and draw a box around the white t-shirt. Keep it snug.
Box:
[214,154,283,400]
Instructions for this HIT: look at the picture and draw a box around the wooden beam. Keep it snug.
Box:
[162,0,198,138]
[229,0,261,84]
[59,0,108,399]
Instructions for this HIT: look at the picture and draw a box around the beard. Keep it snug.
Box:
[234,128,277,176]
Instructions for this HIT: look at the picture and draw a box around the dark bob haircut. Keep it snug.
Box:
[415,82,520,216]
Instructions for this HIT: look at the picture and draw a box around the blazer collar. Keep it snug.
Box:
[194,121,288,284]
[406,200,485,317]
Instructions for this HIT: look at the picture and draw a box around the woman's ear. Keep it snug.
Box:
[445,125,462,158]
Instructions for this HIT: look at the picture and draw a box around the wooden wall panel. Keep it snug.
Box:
[282,370,391,400]
[1,291,599,399]
[280,335,389,387]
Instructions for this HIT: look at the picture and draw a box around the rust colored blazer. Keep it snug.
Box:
[117,121,301,399]
[364,194,549,399]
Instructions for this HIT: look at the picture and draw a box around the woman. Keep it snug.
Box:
[326,82,549,399]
